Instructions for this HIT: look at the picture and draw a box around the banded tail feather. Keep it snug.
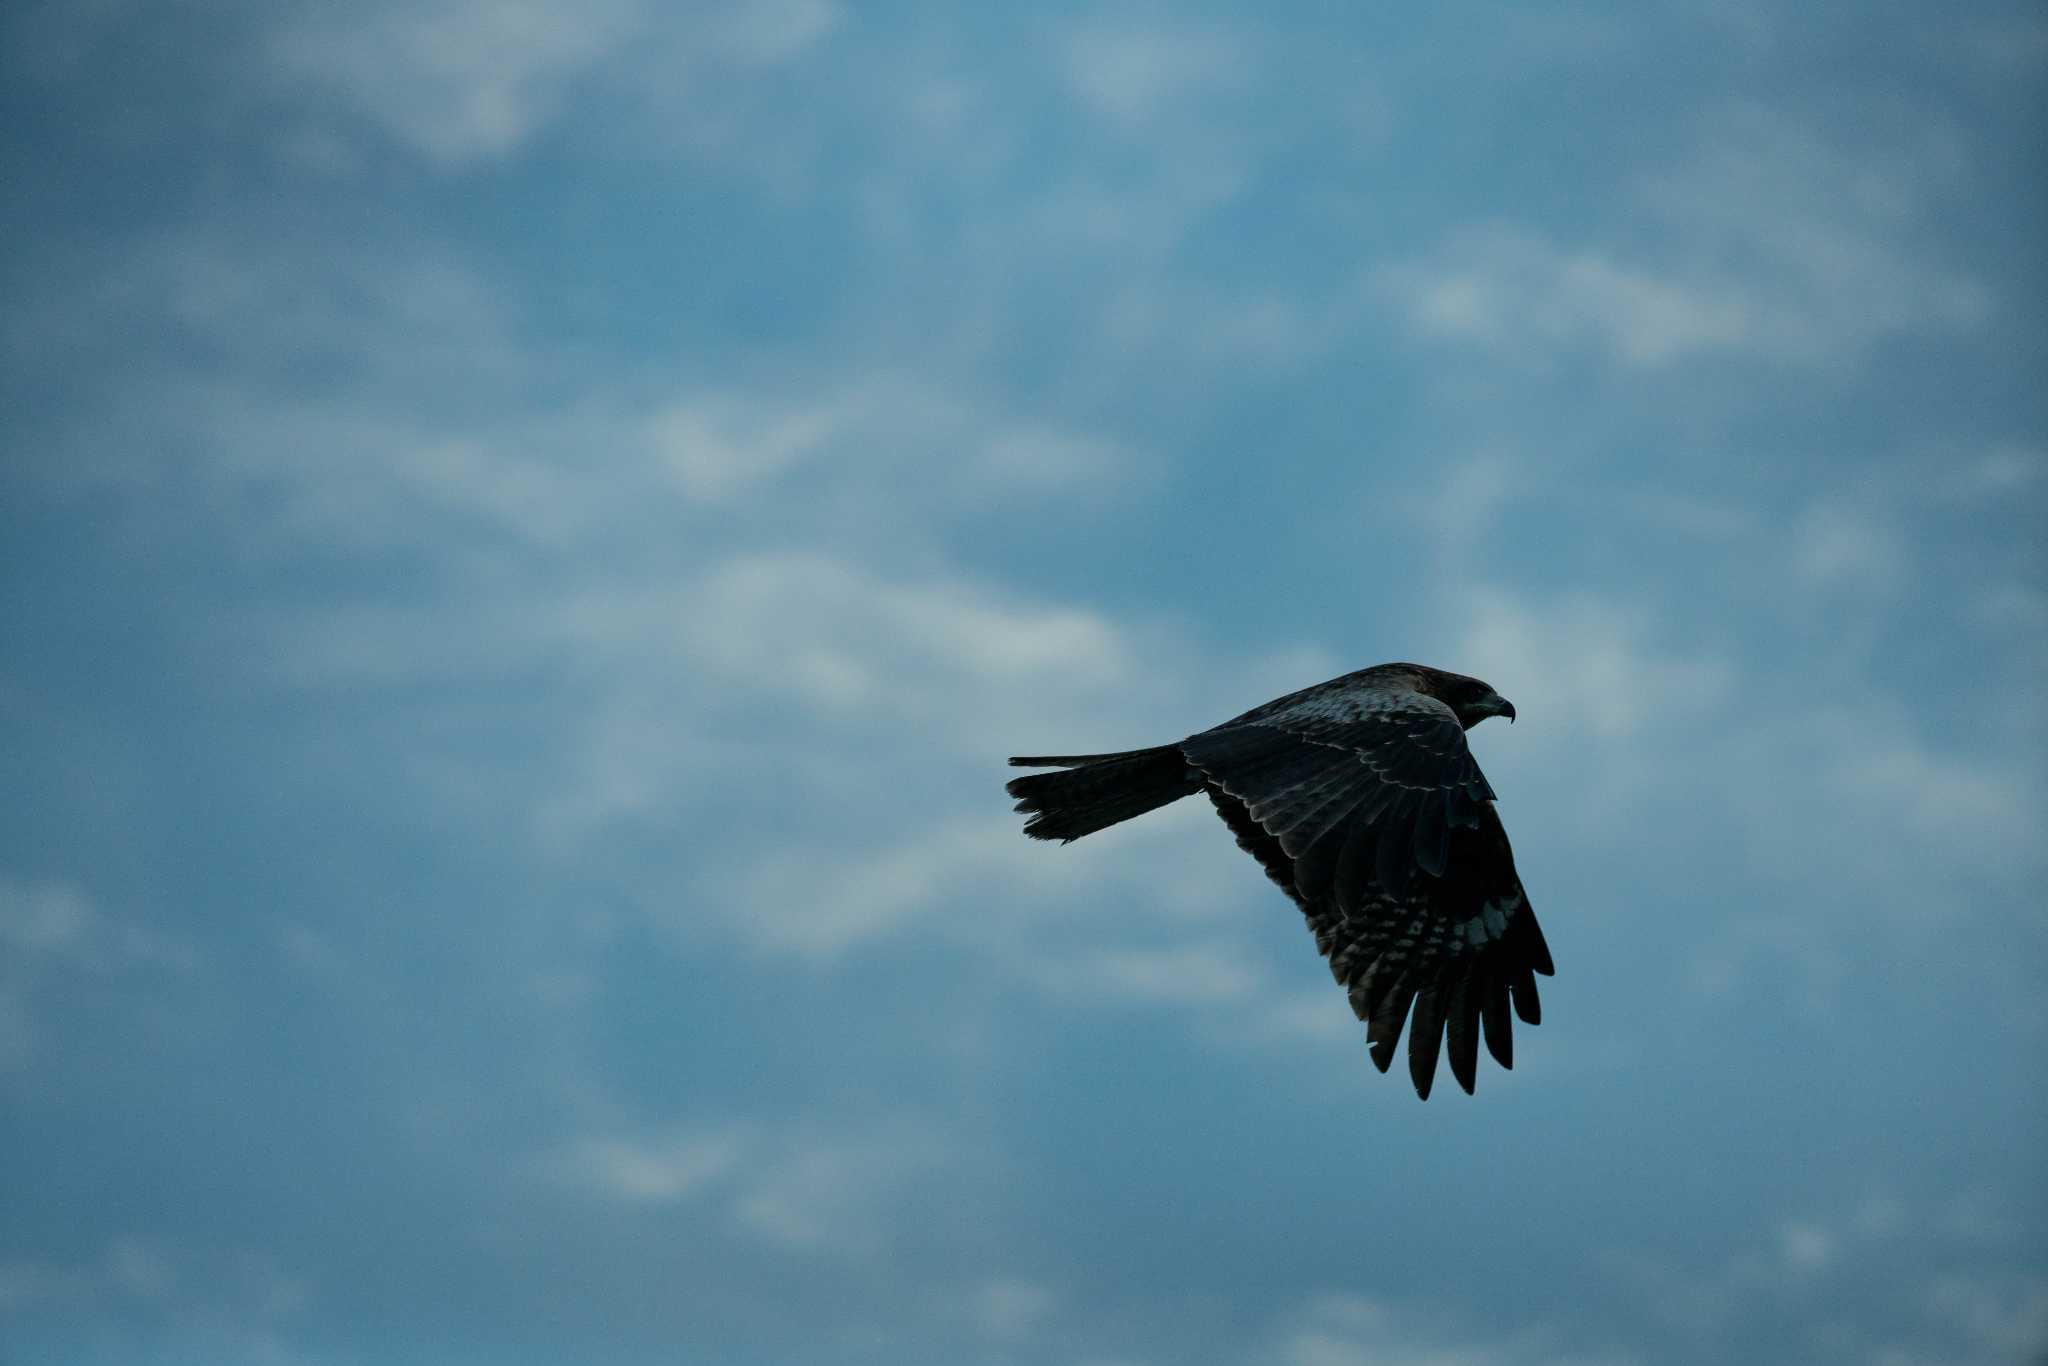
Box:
[1005,746,1200,843]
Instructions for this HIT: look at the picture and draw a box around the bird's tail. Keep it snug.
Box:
[1005,745,1199,843]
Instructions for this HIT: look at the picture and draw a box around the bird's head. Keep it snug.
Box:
[1406,665,1516,730]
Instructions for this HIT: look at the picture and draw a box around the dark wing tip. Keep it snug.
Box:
[1406,986,1448,1101]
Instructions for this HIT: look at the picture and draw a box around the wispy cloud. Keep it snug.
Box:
[558,1110,961,1256]
[1058,19,1247,129]
[1274,1291,1598,1366]
[264,0,847,168]
[968,1275,1057,1341]
[568,1128,747,1204]
[0,1236,309,1361]
[0,875,200,1073]
[269,0,647,163]
[1379,105,1988,368]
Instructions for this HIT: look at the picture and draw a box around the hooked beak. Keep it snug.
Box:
[1498,696,1516,724]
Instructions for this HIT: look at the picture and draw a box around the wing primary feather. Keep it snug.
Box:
[1481,970,1514,1070]
[1525,915,1556,976]
[1406,982,1449,1100]
[1366,974,1415,1073]
[1443,974,1479,1094]
[1511,963,1543,1025]
[1355,949,1402,1023]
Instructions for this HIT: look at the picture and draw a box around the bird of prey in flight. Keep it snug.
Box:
[1007,662,1551,1099]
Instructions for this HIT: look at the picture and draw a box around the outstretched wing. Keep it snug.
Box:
[1182,681,1552,1097]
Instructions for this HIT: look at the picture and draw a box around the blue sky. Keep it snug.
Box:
[3,2,2045,1363]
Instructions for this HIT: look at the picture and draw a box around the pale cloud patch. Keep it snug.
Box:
[0,1236,310,1357]
[1948,442,2045,500]
[0,1256,79,1311]
[1684,702,2043,1006]
[1619,1199,2047,1365]
[1276,1292,1549,1366]
[557,1112,955,1256]
[1249,989,1361,1051]
[0,875,95,953]
[0,876,198,1072]
[1380,107,1987,368]
[723,816,1047,960]
[714,798,1246,963]
[969,1275,1056,1341]
[1406,452,1524,557]
[1927,1273,2048,1361]
[708,0,842,64]
[259,544,1322,918]
[1971,582,2048,634]
[979,426,1131,491]
[270,544,1144,727]
[657,551,1145,731]
[1379,224,1756,367]
[1059,20,1245,128]
[1792,503,1903,590]
[1640,103,1990,354]
[1450,588,1733,748]
[0,874,198,978]
[1025,156,1251,252]
[1960,13,2048,75]
[569,1128,747,1204]
[642,379,1142,510]
[729,1122,949,1253]
[646,395,857,504]
[270,0,645,163]
[1062,942,1263,1004]
[1825,737,2044,870]
[1779,1222,1836,1272]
